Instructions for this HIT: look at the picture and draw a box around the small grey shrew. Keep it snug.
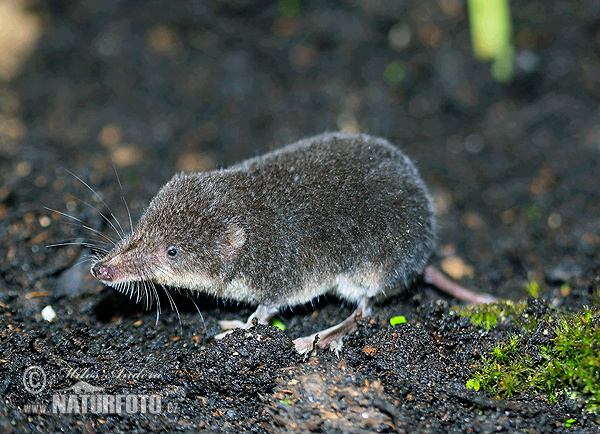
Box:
[90,132,497,353]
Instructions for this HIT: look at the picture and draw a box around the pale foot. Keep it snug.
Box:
[293,297,370,355]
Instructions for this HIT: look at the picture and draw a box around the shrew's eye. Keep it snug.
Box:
[167,246,178,258]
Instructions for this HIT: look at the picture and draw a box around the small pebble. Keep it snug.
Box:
[41,305,56,322]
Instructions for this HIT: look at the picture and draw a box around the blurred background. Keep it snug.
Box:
[1,0,599,299]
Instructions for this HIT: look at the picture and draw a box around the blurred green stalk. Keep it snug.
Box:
[467,0,514,82]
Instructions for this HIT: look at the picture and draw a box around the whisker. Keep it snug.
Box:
[90,252,104,264]
[146,282,154,311]
[43,207,116,246]
[72,257,97,268]
[68,196,125,243]
[140,265,152,311]
[185,289,206,331]
[135,281,143,304]
[66,169,126,240]
[162,285,177,312]
[153,286,162,325]
[111,162,134,234]
[153,282,161,326]
[45,241,108,252]
[50,233,111,250]
[130,282,138,301]
[161,284,182,335]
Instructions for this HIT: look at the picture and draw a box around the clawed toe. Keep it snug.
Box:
[293,335,317,354]
[292,297,370,355]
[216,300,368,356]
[293,334,344,355]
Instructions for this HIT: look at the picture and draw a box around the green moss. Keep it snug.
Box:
[468,334,548,399]
[467,306,600,412]
[545,308,600,410]
[524,280,541,297]
[452,300,530,331]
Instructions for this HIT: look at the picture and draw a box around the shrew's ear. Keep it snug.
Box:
[218,224,247,261]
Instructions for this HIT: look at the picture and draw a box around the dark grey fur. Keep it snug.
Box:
[92,132,436,314]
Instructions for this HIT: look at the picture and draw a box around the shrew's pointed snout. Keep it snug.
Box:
[91,262,113,282]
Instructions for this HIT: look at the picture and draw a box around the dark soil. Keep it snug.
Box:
[1,0,600,432]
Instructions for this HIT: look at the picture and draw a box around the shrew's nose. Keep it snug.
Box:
[91,263,113,281]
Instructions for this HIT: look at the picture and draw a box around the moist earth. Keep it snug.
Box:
[1,0,600,432]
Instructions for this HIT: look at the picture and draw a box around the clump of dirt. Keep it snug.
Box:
[267,359,398,433]
[2,0,600,432]
[188,324,300,396]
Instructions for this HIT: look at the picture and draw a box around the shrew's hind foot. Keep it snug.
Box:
[293,297,371,355]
